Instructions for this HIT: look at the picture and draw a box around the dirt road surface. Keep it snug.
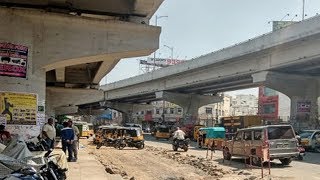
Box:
[82,134,320,180]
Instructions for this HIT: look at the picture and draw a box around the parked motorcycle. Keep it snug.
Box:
[2,150,67,180]
[172,139,189,152]
[26,136,49,151]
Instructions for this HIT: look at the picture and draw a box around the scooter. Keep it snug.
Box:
[3,150,67,180]
[296,136,306,161]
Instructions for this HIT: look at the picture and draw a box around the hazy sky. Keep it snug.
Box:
[101,0,320,96]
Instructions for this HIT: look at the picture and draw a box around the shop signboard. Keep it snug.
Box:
[0,42,28,78]
[0,92,37,125]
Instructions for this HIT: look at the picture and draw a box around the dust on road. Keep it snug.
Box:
[83,140,259,180]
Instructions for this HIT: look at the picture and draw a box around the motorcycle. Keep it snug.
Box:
[2,150,67,180]
[26,136,49,151]
[172,139,189,152]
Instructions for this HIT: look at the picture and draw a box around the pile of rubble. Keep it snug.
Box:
[94,153,135,180]
[145,146,259,179]
[145,146,229,178]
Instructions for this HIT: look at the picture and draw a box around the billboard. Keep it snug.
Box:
[140,57,184,67]
[0,42,28,78]
[297,101,311,112]
[272,21,297,31]
[0,92,37,125]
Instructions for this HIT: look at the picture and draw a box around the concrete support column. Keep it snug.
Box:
[290,93,319,130]
[155,91,223,125]
[101,101,153,124]
[253,71,320,130]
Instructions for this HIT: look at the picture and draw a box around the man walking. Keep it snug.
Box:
[61,121,75,162]
[42,118,56,149]
[68,120,79,161]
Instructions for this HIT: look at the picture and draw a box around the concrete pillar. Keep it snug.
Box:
[101,101,153,124]
[155,91,223,125]
[253,71,320,130]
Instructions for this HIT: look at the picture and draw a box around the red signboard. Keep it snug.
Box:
[0,42,28,78]
[258,86,279,121]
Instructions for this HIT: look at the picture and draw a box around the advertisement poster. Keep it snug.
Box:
[297,101,311,112]
[0,114,6,126]
[0,92,37,125]
[0,42,28,78]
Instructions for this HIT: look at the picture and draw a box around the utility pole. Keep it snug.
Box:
[153,15,168,71]
[302,0,306,20]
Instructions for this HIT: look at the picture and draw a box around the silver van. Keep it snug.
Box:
[223,125,299,165]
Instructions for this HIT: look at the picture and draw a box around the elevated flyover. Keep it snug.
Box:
[99,16,320,129]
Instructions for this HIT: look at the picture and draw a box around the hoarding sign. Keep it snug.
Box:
[140,58,184,67]
[0,42,28,78]
[0,92,37,125]
[272,21,296,31]
[297,101,311,112]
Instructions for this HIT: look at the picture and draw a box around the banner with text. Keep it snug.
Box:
[0,92,37,125]
[0,42,28,78]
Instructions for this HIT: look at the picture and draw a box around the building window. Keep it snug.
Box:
[141,111,144,115]
[205,107,212,114]
[263,104,276,114]
[156,109,160,114]
[170,108,174,114]
[177,108,182,114]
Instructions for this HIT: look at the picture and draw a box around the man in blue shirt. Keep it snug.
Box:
[61,121,75,162]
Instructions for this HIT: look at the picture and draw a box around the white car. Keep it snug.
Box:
[299,130,320,152]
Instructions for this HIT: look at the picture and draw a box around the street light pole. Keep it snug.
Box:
[163,45,174,60]
[153,15,168,71]
[302,0,305,20]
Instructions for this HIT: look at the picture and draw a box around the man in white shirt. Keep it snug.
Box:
[173,127,186,140]
[42,118,56,149]
[68,120,79,161]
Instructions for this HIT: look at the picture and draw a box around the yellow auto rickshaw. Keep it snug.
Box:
[193,124,205,141]
[124,127,145,149]
[95,125,122,149]
[155,125,171,140]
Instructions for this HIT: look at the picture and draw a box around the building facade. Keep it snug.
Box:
[258,86,290,122]
[230,94,258,116]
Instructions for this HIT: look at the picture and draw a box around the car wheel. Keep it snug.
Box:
[96,143,102,149]
[280,158,292,165]
[251,157,262,166]
[223,148,231,160]
[183,146,188,152]
[314,146,320,153]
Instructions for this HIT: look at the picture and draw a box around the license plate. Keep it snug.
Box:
[277,144,288,148]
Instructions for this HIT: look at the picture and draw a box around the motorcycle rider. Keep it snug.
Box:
[173,127,185,143]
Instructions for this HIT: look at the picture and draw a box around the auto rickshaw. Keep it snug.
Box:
[155,125,171,140]
[193,124,205,141]
[197,127,225,148]
[95,125,121,149]
[124,127,145,149]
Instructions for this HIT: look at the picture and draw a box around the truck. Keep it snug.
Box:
[220,115,262,139]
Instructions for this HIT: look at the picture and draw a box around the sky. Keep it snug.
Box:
[101,0,320,97]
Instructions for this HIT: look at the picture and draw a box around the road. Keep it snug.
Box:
[144,134,320,180]
[84,135,320,180]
